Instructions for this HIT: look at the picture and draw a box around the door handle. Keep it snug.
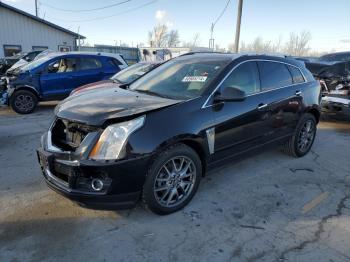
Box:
[257,103,268,110]
[295,90,302,96]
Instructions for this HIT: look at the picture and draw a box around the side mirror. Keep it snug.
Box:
[214,87,246,103]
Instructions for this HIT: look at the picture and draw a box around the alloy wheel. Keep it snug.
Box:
[14,94,34,112]
[153,156,196,208]
[297,120,315,152]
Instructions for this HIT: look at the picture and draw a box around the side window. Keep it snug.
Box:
[47,58,77,73]
[79,58,102,70]
[288,66,305,84]
[220,61,260,95]
[109,58,123,67]
[258,61,293,91]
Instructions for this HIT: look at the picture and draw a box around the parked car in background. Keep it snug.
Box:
[317,51,350,63]
[304,51,350,117]
[70,61,161,96]
[0,50,43,75]
[2,52,128,114]
[37,53,321,215]
[5,49,54,76]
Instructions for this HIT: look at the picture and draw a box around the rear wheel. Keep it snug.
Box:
[283,113,317,157]
[10,90,38,114]
[143,144,202,215]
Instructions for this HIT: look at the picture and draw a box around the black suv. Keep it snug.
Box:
[37,53,321,215]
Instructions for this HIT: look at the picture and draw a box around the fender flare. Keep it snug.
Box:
[10,85,40,98]
[151,134,209,176]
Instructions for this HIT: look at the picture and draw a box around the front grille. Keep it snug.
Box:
[51,118,96,151]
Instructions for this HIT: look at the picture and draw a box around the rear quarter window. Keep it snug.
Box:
[109,58,123,67]
[258,61,293,91]
[288,65,305,84]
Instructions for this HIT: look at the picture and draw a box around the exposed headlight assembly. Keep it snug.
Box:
[89,115,145,160]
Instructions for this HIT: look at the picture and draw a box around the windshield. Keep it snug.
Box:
[129,58,230,100]
[111,63,155,83]
[20,55,54,71]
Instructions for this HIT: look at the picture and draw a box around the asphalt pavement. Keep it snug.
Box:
[1,102,350,262]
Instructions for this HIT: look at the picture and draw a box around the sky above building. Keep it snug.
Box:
[3,0,350,52]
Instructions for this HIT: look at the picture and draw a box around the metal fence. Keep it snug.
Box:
[80,45,140,65]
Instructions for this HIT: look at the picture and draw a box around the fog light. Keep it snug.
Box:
[91,179,104,191]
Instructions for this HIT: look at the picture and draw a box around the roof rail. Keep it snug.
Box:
[237,52,289,58]
[179,51,231,56]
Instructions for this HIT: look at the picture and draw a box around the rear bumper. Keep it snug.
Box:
[37,147,151,210]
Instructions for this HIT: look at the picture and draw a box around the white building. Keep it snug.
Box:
[0,2,85,57]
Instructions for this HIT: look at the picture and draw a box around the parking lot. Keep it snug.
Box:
[0,103,349,261]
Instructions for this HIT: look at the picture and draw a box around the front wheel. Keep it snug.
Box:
[10,90,38,114]
[283,113,317,157]
[143,144,202,215]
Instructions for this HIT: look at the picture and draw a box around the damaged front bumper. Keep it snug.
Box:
[0,76,11,106]
[37,131,151,210]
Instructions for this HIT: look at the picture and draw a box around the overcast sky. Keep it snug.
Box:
[3,0,350,52]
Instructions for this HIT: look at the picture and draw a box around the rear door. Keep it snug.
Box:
[256,61,303,140]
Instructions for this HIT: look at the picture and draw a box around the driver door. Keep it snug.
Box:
[40,57,77,99]
[210,61,270,162]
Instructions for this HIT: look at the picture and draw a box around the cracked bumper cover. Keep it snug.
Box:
[37,147,151,210]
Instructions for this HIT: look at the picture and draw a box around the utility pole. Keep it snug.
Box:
[35,0,38,17]
[77,26,81,51]
[234,0,243,53]
[209,23,215,51]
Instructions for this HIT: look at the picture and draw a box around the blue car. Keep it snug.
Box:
[2,52,128,114]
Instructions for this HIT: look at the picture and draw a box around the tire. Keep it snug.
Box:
[283,113,317,157]
[143,144,202,215]
[10,90,38,114]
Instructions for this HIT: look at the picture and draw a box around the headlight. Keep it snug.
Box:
[89,115,145,160]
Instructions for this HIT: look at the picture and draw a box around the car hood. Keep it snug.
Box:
[305,61,337,75]
[55,87,181,126]
[70,80,114,96]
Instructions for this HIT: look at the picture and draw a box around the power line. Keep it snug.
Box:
[45,0,158,22]
[40,0,132,12]
[213,0,231,27]
[209,0,231,49]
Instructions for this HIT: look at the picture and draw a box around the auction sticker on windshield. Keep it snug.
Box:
[182,76,207,82]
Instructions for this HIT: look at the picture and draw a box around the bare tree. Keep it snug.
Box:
[182,33,201,48]
[120,42,129,47]
[191,33,200,47]
[284,31,311,56]
[148,24,169,47]
[228,31,311,56]
[233,37,276,53]
[167,30,180,47]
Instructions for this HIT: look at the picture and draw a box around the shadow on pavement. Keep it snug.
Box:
[0,101,58,117]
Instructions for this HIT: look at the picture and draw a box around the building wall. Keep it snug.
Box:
[0,7,77,57]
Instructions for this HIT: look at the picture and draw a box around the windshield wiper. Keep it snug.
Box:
[119,83,130,90]
[112,78,123,84]
[133,89,173,99]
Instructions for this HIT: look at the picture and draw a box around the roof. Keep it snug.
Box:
[0,2,85,39]
[41,51,127,59]
[176,52,305,67]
